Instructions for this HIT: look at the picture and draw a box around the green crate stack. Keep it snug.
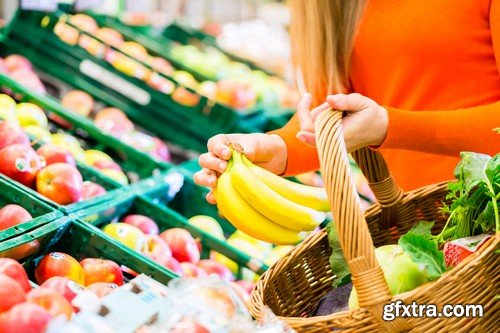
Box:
[0,178,63,241]
[0,9,263,152]
[0,218,177,285]
[69,192,268,279]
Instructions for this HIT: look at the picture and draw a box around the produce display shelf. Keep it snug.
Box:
[0,9,264,152]
[0,72,170,182]
[0,217,177,285]
[0,178,63,242]
[70,192,268,277]
[163,22,277,77]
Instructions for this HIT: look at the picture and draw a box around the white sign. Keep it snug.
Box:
[75,0,103,11]
[20,0,58,11]
[79,59,151,106]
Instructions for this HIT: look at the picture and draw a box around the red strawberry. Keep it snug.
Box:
[444,234,492,268]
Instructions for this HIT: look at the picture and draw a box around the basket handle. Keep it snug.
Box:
[315,110,411,332]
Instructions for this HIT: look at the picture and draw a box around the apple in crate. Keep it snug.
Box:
[15,103,48,128]
[102,223,146,251]
[61,90,95,117]
[180,262,207,278]
[142,234,172,266]
[37,143,76,166]
[51,133,86,161]
[96,27,124,48]
[0,59,7,74]
[0,303,52,333]
[0,204,33,232]
[1,240,40,261]
[0,275,26,313]
[0,121,30,149]
[23,125,52,143]
[188,215,225,240]
[35,252,85,285]
[0,94,17,122]
[0,258,32,292]
[87,282,119,298]
[94,107,135,137]
[9,68,46,94]
[27,287,74,319]
[124,214,159,235]
[160,228,200,264]
[81,181,107,200]
[165,257,183,276]
[36,163,83,205]
[0,144,43,187]
[197,259,235,282]
[41,276,88,306]
[80,258,124,286]
[3,54,32,72]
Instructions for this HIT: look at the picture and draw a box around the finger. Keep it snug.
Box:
[296,92,313,132]
[310,102,330,123]
[198,153,228,173]
[327,93,369,112]
[193,169,217,188]
[206,191,216,204]
[296,131,316,146]
[207,134,232,159]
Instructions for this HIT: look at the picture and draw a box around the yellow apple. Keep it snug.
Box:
[0,94,17,121]
[188,215,225,240]
[100,169,129,185]
[84,150,113,166]
[15,103,48,128]
[51,133,85,161]
[103,223,145,251]
[23,125,52,143]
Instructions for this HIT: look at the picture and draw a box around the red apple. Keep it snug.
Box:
[0,275,26,313]
[36,163,83,204]
[0,204,33,232]
[1,240,40,260]
[142,234,172,266]
[160,228,200,264]
[197,259,235,282]
[3,55,32,72]
[80,258,124,286]
[180,262,207,278]
[0,58,8,73]
[0,258,31,292]
[124,214,159,235]
[165,257,183,276]
[81,181,107,200]
[0,121,30,150]
[0,303,52,333]
[61,90,95,117]
[151,138,171,162]
[171,87,200,107]
[94,107,134,137]
[8,68,46,94]
[36,143,76,166]
[87,282,119,298]
[92,159,122,171]
[151,57,173,76]
[35,252,85,285]
[0,144,43,187]
[121,265,139,277]
[27,287,74,319]
[41,276,88,306]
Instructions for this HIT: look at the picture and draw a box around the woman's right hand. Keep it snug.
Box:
[194,133,288,204]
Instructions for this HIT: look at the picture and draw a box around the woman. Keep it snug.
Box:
[194,0,500,203]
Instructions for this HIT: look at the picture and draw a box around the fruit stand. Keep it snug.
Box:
[0,2,497,332]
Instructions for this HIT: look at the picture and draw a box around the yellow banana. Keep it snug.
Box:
[215,158,304,245]
[242,155,330,212]
[231,151,325,231]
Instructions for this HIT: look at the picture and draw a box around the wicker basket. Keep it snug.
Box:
[250,110,499,332]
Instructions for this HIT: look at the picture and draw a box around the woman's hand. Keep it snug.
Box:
[296,93,389,152]
[194,133,287,204]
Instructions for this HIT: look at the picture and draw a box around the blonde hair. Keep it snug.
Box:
[289,0,367,104]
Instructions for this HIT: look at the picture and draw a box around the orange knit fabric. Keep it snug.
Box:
[272,0,500,191]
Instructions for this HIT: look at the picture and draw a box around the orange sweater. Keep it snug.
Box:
[273,0,500,191]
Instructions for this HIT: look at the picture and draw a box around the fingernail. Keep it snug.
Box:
[222,148,230,157]
[219,162,227,172]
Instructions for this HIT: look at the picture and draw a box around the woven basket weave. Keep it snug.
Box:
[250,110,499,332]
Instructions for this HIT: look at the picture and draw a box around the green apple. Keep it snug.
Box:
[0,94,17,122]
[188,215,225,240]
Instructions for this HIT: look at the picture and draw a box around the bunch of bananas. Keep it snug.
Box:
[215,146,330,245]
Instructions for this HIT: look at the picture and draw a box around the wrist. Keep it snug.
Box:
[268,134,288,175]
[372,106,389,147]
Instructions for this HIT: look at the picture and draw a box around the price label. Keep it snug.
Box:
[75,0,103,11]
[79,60,151,106]
[20,0,58,11]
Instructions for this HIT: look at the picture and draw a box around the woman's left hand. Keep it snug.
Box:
[296,93,389,152]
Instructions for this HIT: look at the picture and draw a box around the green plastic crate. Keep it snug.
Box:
[0,218,176,285]
[70,193,268,278]
[1,9,263,152]
[0,178,63,241]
